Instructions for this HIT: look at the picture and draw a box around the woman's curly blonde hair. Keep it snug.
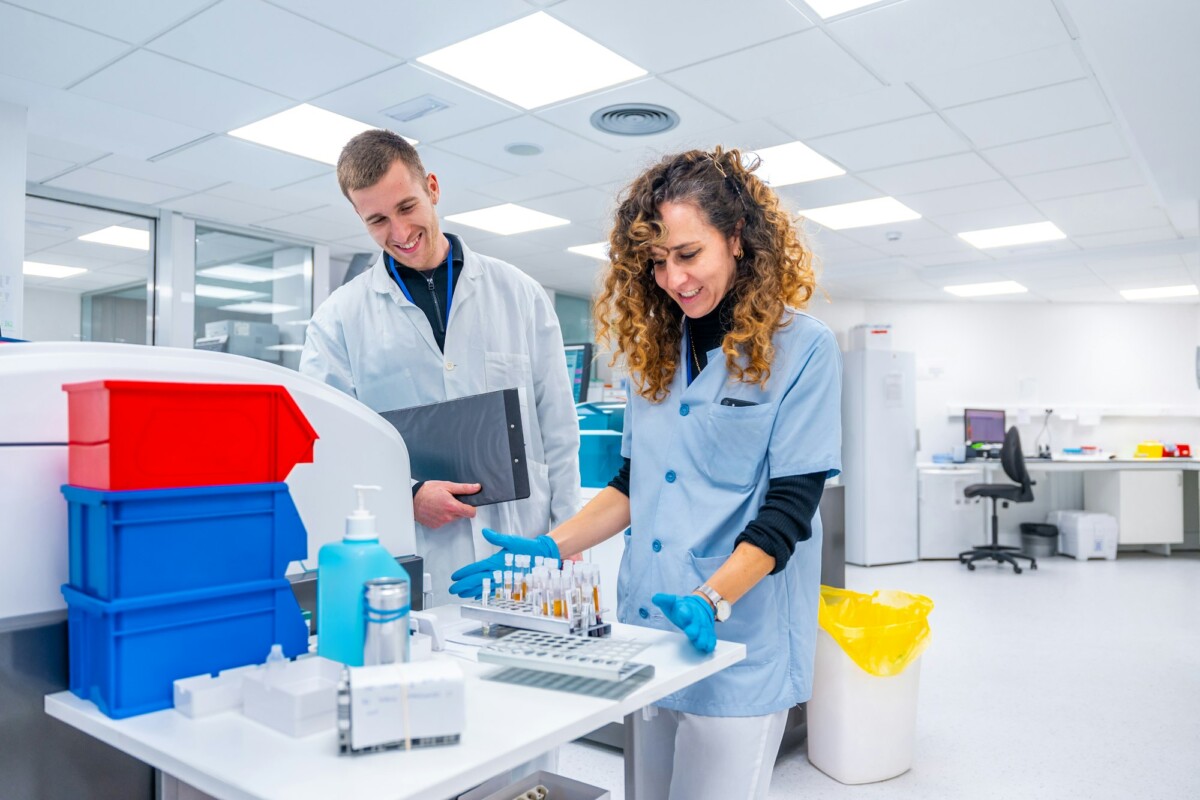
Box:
[594,147,817,402]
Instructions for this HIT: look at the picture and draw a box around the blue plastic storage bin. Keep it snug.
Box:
[579,430,624,488]
[63,483,307,601]
[63,579,307,719]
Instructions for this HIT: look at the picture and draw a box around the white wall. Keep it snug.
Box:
[22,288,80,342]
[807,300,1200,460]
[0,101,26,338]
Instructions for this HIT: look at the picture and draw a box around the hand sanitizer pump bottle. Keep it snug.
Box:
[317,485,408,666]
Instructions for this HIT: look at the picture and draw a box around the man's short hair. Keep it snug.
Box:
[337,129,426,199]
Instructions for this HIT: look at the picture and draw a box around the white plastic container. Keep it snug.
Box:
[806,629,922,784]
[173,664,258,718]
[242,655,342,737]
[1048,510,1118,561]
[849,323,893,350]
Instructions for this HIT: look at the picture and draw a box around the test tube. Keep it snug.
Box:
[492,570,503,601]
[535,556,545,569]
[503,570,513,601]
[482,577,491,606]
[590,565,602,623]
[552,575,565,618]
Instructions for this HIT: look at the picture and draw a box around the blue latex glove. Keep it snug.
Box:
[449,528,560,598]
[652,593,717,654]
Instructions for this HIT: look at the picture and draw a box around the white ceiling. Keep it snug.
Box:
[5,0,1198,303]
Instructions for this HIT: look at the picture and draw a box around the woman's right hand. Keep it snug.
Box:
[448,529,560,598]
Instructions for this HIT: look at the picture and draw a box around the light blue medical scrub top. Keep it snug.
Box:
[617,309,842,717]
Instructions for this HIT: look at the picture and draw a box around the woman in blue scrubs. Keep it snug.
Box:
[452,147,842,799]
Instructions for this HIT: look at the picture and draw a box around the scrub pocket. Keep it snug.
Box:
[688,551,781,666]
[702,402,773,491]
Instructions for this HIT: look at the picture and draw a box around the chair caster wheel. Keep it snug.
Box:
[966,563,975,571]
[1014,566,1022,574]
[1031,563,1038,570]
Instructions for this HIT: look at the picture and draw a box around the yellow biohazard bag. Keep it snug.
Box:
[817,586,934,677]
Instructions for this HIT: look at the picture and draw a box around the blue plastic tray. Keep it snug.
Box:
[63,579,308,719]
[63,483,307,601]
[579,430,624,489]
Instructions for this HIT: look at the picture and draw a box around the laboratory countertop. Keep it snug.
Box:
[45,621,744,800]
[918,458,1200,472]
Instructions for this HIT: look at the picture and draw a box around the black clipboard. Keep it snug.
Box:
[380,388,530,507]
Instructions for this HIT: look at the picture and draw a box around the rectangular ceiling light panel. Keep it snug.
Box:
[197,264,302,283]
[944,280,1029,297]
[229,104,412,165]
[1120,284,1198,300]
[567,242,610,261]
[78,226,150,250]
[806,1,889,19]
[801,197,920,230]
[194,284,261,300]
[446,203,570,235]
[752,141,845,187]
[217,302,299,315]
[417,12,646,109]
[958,221,1067,249]
[23,261,88,278]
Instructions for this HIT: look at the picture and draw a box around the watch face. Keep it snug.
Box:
[715,600,731,622]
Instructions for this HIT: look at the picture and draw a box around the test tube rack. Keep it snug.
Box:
[460,598,611,638]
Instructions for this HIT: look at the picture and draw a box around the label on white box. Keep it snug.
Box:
[348,661,464,751]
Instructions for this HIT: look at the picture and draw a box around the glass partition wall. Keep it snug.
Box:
[193,226,313,371]
[22,196,155,344]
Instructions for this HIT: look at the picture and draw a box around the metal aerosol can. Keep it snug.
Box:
[363,577,410,666]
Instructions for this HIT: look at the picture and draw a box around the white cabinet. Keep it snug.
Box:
[918,468,986,558]
[1083,470,1183,545]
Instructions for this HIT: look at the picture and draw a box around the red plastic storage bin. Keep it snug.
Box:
[63,380,318,490]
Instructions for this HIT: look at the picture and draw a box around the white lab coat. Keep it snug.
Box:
[300,240,581,605]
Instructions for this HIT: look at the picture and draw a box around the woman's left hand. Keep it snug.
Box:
[652,593,716,654]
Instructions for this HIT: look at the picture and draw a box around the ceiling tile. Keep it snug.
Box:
[146,0,398,99]
[664,29,881,122]
[858,152,1002,196]
[88,153,227,192]
[27,153,74,182]
[1009,159,1146,202]
[206,182,329,215]
[0,4,127,88]
[162,192,285,226]
[549,0,813,73]
[1037,286,1121,303]
[282,0,532,59]
[73,50,292,132]
[5,0,215,43]
[523,187,618,228]
[154,136,329,189]
[27,90,210,160]
[418,147,515,188]
[1072,226,1181,250]
[943,80,1112,149]
[47,167,194,205]
[313,64,522,145]
[1037,186,1171,237]
[1100,266,1192,290]
[536,78,733,151]
[914,43,1086,109]
[254,212,365,243]
[813,245,888,265]
[982,125,1129,177]
[1086,253,1188,275]
[907,249,993,267]
[27,134,108,164]
[828,0,1071,82]
[929,203,1055,235]
[900,180,1026,218]
[272,171,349,210]
[808,114,970,171]
[770,85,931,141]
[998,262,1095,282]
[536,147,647,187]
[432,117,616,176]
[475,171,585,204]
[775,176,882,211]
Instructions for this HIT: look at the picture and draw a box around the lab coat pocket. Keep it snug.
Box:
[702,402,773,491]
[688,551,779,666]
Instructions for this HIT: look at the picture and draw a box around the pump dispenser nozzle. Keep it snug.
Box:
[345,485,382,541]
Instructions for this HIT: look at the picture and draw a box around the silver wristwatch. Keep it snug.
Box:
[695,583,731,622]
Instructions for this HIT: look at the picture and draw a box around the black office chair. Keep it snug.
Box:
[959,427,1038,573]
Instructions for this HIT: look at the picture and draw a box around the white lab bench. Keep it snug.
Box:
[917,458,1198,554]
[45,622,743,800]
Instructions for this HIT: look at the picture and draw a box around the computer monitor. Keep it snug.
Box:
[964,408,1006,445]
[564,343,593,404]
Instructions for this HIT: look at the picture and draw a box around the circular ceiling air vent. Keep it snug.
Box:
[590,104,680,136]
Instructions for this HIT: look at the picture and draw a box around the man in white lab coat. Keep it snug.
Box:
[301,129,581,605]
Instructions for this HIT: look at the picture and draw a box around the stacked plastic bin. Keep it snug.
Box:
[59,380,319,719]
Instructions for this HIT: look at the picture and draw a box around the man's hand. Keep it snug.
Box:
[413,481,481,528]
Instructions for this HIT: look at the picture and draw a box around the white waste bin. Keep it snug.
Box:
[807,628,923,784]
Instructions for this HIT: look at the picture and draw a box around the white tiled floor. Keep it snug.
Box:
[558,553,1200,799]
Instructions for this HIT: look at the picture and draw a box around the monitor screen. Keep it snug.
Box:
[564,343,592,404]
[964,408,1005,445]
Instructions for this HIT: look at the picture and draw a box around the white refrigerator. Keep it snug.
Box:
[842,349,918,565]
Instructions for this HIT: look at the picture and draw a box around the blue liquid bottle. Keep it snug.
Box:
[317,485,408,666]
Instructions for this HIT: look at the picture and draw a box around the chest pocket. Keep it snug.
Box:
[701,402,773,491]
